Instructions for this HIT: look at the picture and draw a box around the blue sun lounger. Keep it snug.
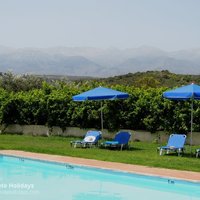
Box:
[159,134,187,156]
[70,130,102,148]
[102,131,131,150]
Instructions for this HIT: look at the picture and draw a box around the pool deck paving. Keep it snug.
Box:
[0,150,200,182]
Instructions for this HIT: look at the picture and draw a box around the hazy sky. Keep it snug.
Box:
[0,0,200,51]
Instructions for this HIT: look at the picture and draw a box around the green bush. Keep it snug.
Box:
[0,82,197,133]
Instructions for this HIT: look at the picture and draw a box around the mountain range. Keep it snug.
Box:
[0,46,200,77]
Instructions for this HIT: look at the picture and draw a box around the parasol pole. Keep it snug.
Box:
[100,101,103,132]
[190,97,193,153]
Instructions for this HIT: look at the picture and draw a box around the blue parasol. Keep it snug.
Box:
[163,83,200,147]
[73,86,129,131]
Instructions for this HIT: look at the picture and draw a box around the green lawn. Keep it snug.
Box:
[0,134,200,172]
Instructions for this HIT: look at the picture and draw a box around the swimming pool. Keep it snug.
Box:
[0,155,199,200]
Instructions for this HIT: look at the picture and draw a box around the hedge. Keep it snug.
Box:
[0,82,199,133]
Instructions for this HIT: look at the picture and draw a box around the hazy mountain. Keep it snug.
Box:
[114,56,199,75]
[0,46,199,77]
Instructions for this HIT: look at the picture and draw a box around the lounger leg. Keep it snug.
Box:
[178,148,182,156]
[159,149,163,156]
[196,150,200,158]
[82,143,86,148]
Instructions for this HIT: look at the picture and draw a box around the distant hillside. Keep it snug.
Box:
[29,70,200,88]
[1,70,200,91]
[35,74,96,81]
[0,46,200,77]
[100,70,200,88]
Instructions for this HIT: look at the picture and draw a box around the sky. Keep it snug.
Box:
[0,0,200,51]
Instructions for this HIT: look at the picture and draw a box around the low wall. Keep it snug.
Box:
[0,124,200,145]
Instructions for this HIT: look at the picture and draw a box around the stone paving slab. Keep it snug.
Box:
[0,150,200,182]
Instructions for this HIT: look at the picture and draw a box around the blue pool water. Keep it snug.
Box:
[0,155,199,200]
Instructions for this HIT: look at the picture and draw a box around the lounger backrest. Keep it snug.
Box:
[114,131,131,145]
[167,134,187,148]
[84,130,102,143]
